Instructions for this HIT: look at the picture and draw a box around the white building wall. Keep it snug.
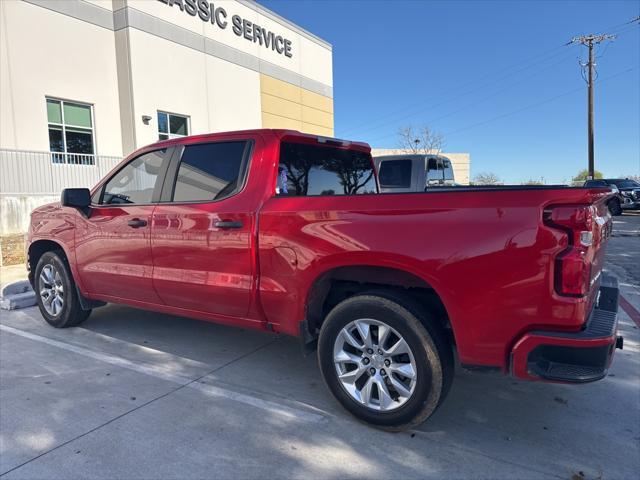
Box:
[0,0,123,157]
[124,28,262,150]
[0,0,334,235]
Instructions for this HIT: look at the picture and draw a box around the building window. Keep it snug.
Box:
[158,111,189,140]
[46,98,95,165]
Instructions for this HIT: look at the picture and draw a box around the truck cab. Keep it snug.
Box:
[374,154,456,193]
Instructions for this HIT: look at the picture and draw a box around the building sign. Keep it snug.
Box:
[158,0,293,58]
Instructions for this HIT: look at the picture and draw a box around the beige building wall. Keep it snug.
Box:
[371,149,471,185]
[260,75,334,136]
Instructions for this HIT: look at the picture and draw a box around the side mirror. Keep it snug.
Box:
[61,188,91,215]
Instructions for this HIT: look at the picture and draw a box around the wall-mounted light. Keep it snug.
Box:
[142,115,152,125]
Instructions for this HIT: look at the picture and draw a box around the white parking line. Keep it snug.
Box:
[0,324,327,424]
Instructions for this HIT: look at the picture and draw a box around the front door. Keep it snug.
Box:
[75,148,171,304]
[151,140,254,319]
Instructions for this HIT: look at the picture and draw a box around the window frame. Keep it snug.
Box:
[158,140,254,204]
[91,147,174,207]
[378,159,413,189]
[157,110,190,140]
[46,97,96,164]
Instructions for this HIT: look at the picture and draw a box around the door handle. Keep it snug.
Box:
[127,218,148,228]
[214,220,243,229]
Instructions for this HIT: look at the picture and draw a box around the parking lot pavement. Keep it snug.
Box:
[607,210,640,288]
[1,304,638,479]
[0,214,639,480]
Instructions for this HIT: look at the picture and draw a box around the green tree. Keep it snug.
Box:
[572,169,603,183]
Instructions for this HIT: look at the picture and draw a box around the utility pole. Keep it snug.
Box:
[570,33,616,180]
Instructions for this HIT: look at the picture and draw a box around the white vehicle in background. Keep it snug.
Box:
[374,154,456,192]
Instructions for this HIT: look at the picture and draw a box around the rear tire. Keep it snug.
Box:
[35,251,91,328]
[318,292,453,431]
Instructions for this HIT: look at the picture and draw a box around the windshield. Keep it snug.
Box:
[610,180,640,188]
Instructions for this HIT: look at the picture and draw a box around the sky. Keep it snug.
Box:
[261,0,640,184]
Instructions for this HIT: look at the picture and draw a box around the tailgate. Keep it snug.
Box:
[588,195,614,297]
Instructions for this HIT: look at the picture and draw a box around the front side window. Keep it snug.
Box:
[158,111,189,140]
[101,150,167,205]
[172,142,248,202]
[277,142,376,196]
[378,159,412,188]
[46,98,95,164]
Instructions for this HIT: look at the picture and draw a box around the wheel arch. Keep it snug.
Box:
[302,265,455,350]
[28,239,72,287]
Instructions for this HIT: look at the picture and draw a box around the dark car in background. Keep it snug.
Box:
[584,179,640,215]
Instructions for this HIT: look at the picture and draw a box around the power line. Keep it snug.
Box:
[440,66,637,138]
[340,44,571,136]
[358,52,577,143]
[340,16,639,139]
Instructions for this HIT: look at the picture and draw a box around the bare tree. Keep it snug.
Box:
[522,178,545,185]
[473,172,502,185]
[397,125,445,154]
[618,174,640,182]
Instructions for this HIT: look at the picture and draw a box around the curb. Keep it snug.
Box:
[0,291,36,310]
[0,280,36,310]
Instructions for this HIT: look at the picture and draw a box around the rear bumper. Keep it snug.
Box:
[510,273,622,383]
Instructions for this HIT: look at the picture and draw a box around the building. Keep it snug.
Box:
[0,0,334,237]
[371,149,471,185]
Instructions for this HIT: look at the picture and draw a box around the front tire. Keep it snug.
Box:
[318,293,453,431]
[608,199,622,216]
[35,251,91,328]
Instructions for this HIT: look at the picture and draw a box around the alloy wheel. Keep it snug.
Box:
[39,264,64,316]
[333,318,417,411]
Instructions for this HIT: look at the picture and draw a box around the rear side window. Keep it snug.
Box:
[277,142,376,196]
[378,160,412,188]
[172,141,247,202]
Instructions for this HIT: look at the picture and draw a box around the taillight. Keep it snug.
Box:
[544,205,595,297]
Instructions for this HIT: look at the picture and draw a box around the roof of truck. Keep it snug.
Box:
[147,129,371,152]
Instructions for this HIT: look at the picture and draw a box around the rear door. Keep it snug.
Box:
[75,148,171,303]
[150,139,255,319]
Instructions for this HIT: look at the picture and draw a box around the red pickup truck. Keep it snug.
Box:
[27,129,622,430]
